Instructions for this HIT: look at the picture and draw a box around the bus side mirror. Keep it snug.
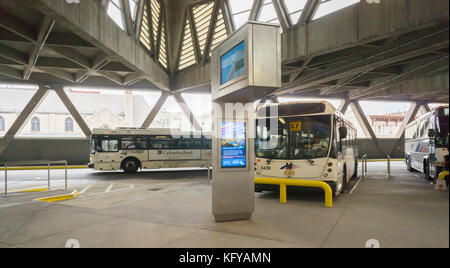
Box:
[339,127,348,139]
[428,129,435,138]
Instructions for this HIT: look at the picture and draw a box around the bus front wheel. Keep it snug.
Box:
[407,156,416,172]
[122,158,140,173]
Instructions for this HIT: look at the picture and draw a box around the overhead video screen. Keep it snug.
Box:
[221,121,246,168]
[220,41,245,85]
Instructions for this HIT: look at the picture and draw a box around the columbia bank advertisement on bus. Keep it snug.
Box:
[221,122,246,168]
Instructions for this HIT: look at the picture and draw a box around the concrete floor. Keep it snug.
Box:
[0,162,448,248]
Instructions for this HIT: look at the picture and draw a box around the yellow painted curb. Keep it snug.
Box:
[0,166,87,171]
[33,190,78,202]
[358,159,404,163]
[0,188,48,194]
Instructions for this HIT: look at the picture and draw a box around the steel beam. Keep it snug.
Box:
[24,16,55,80]
[54,86,92,137]
[141,92,170,128]
[0,85,49,156]
[275,27,449,97]
[134,0,145,39]
[0,44,27,64]
[350,101,386,156]
[351,56,449,99]
[220,0,234,33]
[298,0,320,25]
[174,93,202,131]
[0,65,23,80]
[272,0,290,31]
[121,0,135,37]
[249,0,263,21]
[0,7,35,42]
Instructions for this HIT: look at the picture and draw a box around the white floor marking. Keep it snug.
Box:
[79,185,92,195]
[129,184,135,189]
[105,183,114,193]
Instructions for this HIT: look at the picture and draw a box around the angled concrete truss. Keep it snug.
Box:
[0,0,448,158]
[0,0,170,90]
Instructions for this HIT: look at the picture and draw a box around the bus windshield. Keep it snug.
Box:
[256,115,332,160]
[436,108,449,148]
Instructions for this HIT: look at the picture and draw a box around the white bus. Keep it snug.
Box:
[254,101,358,196]
[405,105,449,181]
[88,128,212,173]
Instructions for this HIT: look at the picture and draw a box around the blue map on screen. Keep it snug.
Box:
[221,122,246,168]
[220,41,245,85]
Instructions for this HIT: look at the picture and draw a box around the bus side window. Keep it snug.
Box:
[101,139,118,152]
[121,137,135,150]
[191,140,201,149]
[203,139,212,149]
[135,137,147,150]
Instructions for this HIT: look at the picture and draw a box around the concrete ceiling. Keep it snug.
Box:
[0,0,448,103]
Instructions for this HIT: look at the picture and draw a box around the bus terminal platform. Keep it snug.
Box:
[0,162,448,248]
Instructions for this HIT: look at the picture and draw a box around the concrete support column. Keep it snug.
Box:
[174,93,202,131]
[0,85,49,156]
[141,92,170,128]
[54,86,92,137]
[394,102,421,139]
[389,102,422,156]
[350,101,386,156]
[422,103,431,113]
[338,99,351,114]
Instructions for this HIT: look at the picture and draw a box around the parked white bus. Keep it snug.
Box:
[254,101,358,196]
[88,128,212,173]
[405,105,449,181]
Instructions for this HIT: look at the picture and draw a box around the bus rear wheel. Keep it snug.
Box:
[122,158,140,173]
[423,161,431,181]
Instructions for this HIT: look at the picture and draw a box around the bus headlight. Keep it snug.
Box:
[323,173,328,178]
[328,168,333,173]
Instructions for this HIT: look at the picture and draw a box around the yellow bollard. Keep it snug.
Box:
[280,183,287,203]
[438,171,449,180]
[255,177,333,208]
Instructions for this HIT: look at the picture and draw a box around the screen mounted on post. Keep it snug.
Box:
[220,41,245,85]
[221,121,247,168]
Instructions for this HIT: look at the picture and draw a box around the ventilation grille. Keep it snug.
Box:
[192,1,214,56]
[139,2,152,52]
[210,8,228,55]
[159,17,168,69]
[150,0,161,48]
[178,18,196,70]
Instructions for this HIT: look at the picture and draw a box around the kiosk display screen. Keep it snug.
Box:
[220,41,245,85]
[221,122,246,168]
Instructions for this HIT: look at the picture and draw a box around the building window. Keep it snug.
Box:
[65,117,74,132]
[31,117,40,131]
[0,116,5,131]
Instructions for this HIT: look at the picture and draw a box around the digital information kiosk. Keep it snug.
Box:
[211,22,281,222]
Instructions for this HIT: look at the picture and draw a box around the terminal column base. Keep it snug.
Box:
[214,212,253,222]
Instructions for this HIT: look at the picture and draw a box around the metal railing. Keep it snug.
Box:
[361,154,368,178]
[2,160,68,197]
